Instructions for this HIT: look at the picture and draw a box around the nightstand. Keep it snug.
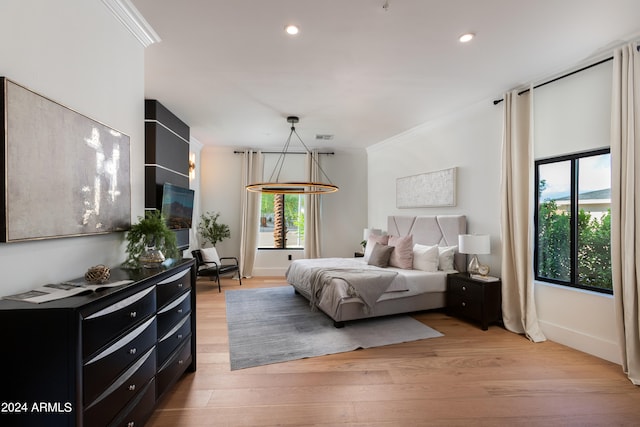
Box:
[446,273,502,330]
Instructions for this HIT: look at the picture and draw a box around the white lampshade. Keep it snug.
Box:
[458,234,491,255]
[363,228,383,241]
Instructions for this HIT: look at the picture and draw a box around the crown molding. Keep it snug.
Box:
[101,0,161,47]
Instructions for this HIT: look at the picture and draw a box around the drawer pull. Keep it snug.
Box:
[127,422,135,427]
[462,286,466,291]
[129,347,137,355]
[178,283,183,288]
[177,308,183,314]
[177,334,183,340]
[178,359,184,365]
[128,384,136,391]
[129,311,137,318]
[461,302,466,307]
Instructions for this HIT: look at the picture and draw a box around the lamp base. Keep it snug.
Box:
[467,255,480,274]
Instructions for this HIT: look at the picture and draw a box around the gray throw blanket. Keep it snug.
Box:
[308,268,398,314]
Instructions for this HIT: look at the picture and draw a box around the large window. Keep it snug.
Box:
[535,148,612,293]
[258,193,305,249]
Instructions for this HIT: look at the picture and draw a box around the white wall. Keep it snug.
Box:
[367,101,503,274]
[533,61,619,363]
[0,0,145,295]
[198,146,368,276]
[367,59,620,364]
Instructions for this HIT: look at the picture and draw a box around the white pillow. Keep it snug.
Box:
[438,245,458,271]
[201,247,221,265]
[412,244,439,272]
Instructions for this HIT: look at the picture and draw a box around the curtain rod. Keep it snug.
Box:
[493,56,612,105]
[233,150,335,155]
[493,43,640,105]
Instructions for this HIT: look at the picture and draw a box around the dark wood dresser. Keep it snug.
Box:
[446,272,502,330]
[0,258,196,427]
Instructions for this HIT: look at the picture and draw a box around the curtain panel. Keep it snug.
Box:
[239,150,263,277]
[304,150,322,259]
[500,89,546,343]
[610,42,640,385]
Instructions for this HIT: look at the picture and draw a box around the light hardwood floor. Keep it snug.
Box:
[147,277,640,427]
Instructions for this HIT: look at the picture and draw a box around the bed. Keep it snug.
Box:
[286,215,467,326]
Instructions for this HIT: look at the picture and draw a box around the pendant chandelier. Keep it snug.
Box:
[246,116,339,194]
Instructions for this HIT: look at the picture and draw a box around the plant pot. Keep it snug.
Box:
[139,237,165,268]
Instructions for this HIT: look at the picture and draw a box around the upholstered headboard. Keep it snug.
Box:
[387,215,467,272]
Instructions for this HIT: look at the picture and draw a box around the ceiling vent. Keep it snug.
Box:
[315,134,334,141]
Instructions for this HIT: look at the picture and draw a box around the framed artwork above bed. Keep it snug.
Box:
[396,167,456,208]
[0,77,131,242]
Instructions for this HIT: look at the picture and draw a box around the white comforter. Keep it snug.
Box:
[285,258,451,317]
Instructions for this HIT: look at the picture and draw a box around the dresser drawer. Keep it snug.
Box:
[109,377,156,427]
[84,347,156,427]
[448,278,483,299]
[83,286,156,358]
[157,337,192,399]
[447,292,483,319]
[157,291,191,338]
[156,267,191,309]
[158,314,191,366]
[84,316,157,405]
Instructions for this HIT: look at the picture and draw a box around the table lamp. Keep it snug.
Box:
[458,234,490,275]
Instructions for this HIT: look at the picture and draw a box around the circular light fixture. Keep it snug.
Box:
[459,33,475,43]
[285,24,299,35]
[246,182,339,194]
[245,116,339,195]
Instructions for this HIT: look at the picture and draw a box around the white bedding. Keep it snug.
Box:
[285,215,466,324]
[285,257,453,318]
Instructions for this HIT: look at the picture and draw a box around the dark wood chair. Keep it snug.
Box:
[192,249,242,292]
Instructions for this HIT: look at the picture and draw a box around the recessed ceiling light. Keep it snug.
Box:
[285,24,299,35]
[459,33,475,43]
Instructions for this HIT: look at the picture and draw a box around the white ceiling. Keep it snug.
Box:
[131,0,640,151]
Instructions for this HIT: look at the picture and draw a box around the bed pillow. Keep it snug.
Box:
[438,245,458,271]
[412,244,439,272]
[363,234,389,262]
[367,242,394,268]
[388,234,414,269]
[201,247,221,265]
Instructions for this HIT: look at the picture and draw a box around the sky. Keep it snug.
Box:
[539,153,611,201]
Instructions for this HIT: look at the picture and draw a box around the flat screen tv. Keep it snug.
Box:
[161,183,194,230]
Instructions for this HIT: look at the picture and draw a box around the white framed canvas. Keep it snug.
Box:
[396,167,456,208]
[1,78,131,242]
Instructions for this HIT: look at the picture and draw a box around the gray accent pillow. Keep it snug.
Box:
[367,242,393,268]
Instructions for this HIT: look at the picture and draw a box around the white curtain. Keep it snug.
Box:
[304,150,321,259]
[610,42,640,385]
[239,150,262,277]
[500,89,546,343]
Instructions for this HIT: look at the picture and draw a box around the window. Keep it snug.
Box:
[258,193,305,249]
[535,148,612,294]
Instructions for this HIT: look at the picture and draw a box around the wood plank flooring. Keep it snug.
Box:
[147,277,640,426]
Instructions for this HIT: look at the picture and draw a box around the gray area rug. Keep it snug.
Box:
[226,286,443,370]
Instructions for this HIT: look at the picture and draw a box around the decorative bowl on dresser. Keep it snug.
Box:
[446,272,502,330]
[0,258,196,427]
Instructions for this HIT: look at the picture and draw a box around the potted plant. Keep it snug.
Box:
[124,210,179,268]
[197,211,230,247]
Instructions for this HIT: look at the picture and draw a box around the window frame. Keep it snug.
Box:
[257,193,305,250]
[534,147,612,295]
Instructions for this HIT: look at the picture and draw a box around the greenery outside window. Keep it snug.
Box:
[535,148,612,294]
[258,193,305,249]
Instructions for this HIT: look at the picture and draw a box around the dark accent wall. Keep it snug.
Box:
[144,100,190,249]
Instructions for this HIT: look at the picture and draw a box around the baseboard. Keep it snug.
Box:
[539,319,621,365]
